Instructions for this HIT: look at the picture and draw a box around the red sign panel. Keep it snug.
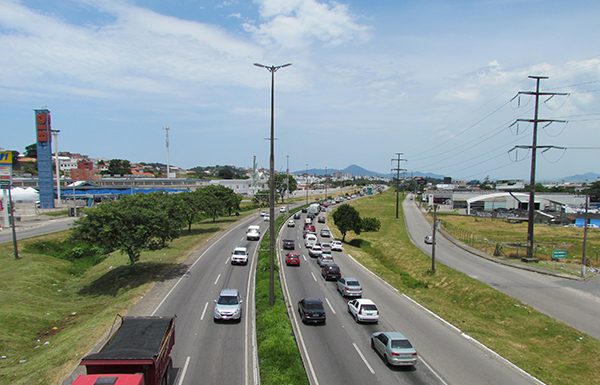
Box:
[35,110,51,142]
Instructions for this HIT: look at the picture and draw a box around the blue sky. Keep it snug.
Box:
[1,0,599,180]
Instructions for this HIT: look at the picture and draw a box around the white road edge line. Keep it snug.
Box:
[303,254,307,262]
[175,356,191,385]
[245,229,261,385]
[352,343,375,374]
[418,355,449,385]
[324,297,336,315]
[214,274,221,286]
[225,257,230,265]
[200,302,209,321]
[310,272,317,282]
[344,253,545,385]
[150,215,256,315]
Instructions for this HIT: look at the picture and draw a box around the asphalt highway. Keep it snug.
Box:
[151,213,267,385]
[403,195,600,340]
[278,206,537,385]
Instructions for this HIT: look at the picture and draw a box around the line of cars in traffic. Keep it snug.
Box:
[287,205,418,368]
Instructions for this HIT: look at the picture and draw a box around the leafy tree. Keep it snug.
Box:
[332,204,362,242]
[72,194,178,266]
[198,186,225,222]
[10,151,20,168]
[203,184,241,216]
[585,181,600,202]
[361,217,381,232]
[104,159,132,176]
[25,143,37,158]
[176,190,206,232]
[271,174,298,203]
[253,190,270,207]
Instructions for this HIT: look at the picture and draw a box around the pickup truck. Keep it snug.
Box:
[72,316,175,385]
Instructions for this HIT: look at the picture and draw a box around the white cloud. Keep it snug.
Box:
[243,0,370,48]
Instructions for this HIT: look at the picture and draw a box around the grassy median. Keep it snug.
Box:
[0,214,251,385]
[331,190,600,385]
[255,211,309,385]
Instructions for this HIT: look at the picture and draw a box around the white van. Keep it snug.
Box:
[304,234,318,248]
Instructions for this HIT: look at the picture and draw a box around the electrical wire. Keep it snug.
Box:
[460,161,516,180]
[540,148,568,164]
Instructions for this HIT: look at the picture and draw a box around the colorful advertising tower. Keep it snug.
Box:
[35,109,54,208]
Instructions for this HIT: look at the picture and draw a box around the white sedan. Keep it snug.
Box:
[347,299,379,323]
[287,219,295,227]
[331,240,343,252]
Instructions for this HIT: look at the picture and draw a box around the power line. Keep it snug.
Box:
[391,153,407,219]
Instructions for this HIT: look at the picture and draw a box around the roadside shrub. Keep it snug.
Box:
[361,217,381,232]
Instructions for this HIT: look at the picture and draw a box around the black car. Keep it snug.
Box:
[294,212,301,220]
[317,216,326,223]
[298,298,326,324]
[321,264,341,281]
[282,239,295,250]
[301,208,308,213]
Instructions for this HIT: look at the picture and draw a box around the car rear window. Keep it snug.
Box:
[304,302,324,310]
[391,339,413,349]
[362,304,377,311]
[347,280,360,286]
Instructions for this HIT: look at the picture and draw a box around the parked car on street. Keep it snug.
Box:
[213,289,243,322]
[298,298,326,324]
[336,277,362,297]
[371,332,417,367]
[347,299,379,323]
[285,252,301,266]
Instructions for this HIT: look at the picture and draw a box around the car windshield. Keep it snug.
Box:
[391,339,413,349]
[218,295,239,305]
[304,302,324,310]
[234,250,245,255]
[347,280,360,286]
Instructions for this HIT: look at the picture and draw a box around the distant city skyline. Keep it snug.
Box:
[2,0,599,180]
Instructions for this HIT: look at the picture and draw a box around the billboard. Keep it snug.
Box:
[35,109,54,208]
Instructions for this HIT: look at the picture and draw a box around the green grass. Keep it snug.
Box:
[42,210,70,218]
[255,209,309,385]
[331,191,600,385]
[436,213,600,269]
[0,213,251,385]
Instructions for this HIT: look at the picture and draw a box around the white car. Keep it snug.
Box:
[287,219,295,227]
[264,215,270,221]
[231,247,248,265]
[331,240,343,252]
[308,245,323,258]
[280,207,287,213]
[347,299,379,323]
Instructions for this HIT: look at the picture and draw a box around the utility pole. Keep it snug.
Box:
[391,153,407,219]
[512,76,567,259]
[582,195,589,278]
[305,163,309,205]
[51,129,61,207]
[163,126,171,178]
[325,166,328,200]
[431,204,437,274]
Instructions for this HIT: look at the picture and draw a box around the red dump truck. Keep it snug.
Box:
[72,316,175,385]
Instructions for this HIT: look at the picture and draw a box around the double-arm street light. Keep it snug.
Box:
[254,62,291,306]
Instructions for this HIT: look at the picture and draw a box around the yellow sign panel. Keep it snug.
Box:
[0,151,12,165]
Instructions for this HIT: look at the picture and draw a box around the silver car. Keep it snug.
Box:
[371,331,417,367]
[336,277,362,297]
[317,254,334,267]
[213,288,243,322]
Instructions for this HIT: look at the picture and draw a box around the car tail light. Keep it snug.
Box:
[391,352,399,356]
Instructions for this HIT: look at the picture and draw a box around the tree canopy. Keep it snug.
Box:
[270,173,298,203]
[332,204,362,241]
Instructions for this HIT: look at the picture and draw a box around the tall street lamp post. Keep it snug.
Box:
[254,62,291,306]
[305,163,309,205]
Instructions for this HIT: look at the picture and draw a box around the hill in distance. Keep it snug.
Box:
[293,164,444,179]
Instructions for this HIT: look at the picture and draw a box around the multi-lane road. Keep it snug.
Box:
[278,207,539,385]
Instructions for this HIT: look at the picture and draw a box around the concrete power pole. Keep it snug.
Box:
[286,155,290,206]
[512,76,567,259]
[391,153,407,219]
[163,126,171,178]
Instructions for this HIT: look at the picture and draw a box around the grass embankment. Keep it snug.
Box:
[333,191,600,385]
[436,213,599,273]
[0,214,250,385]
[255,210,309,385]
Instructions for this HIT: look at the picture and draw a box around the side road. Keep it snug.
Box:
[403,194,600,341]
